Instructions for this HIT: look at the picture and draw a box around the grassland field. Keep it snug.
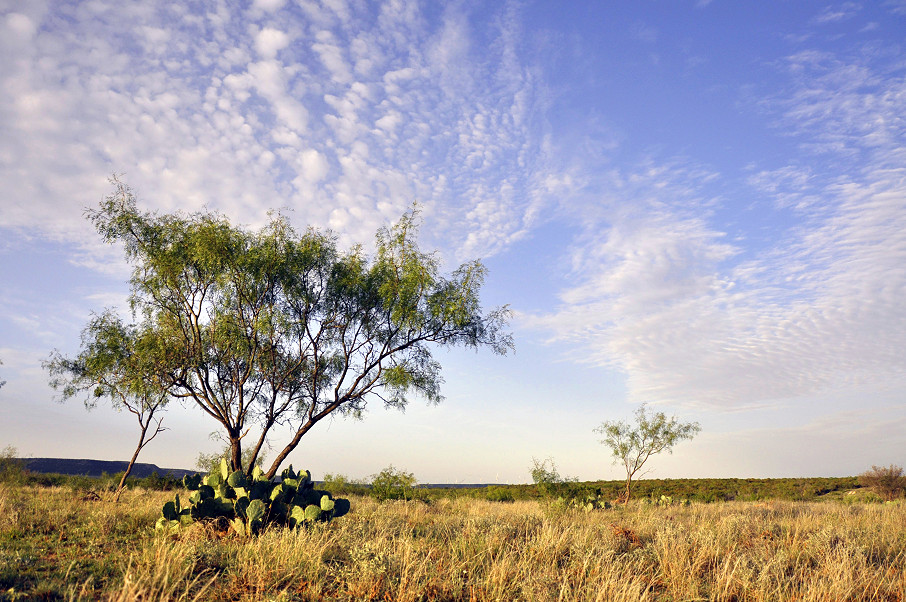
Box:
[1,475,904,601]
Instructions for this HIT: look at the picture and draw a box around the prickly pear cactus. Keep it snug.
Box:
[155,463,349,535]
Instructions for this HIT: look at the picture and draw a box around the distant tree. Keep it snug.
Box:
[320,472,368,496]
[45,311,168,501]
[370,465,418,502]
[529,457,576,498]
[80,178,511,479]
[859,464,906,501]
[0,445,26,484]
[595,404,700,501]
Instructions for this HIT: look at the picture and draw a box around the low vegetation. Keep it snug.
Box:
[1,476,904,600]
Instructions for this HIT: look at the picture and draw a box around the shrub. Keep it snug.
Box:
[321,473,369,496]
[0,445,28,484]
[485,486,515,503]
[529,457,579,499]
[859,465,906,501]
[370,465,419,502]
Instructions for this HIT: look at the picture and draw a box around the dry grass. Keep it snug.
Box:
[1,485,905,600]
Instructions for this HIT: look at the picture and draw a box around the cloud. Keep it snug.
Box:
[254,27,290,59]
[526,40,906,409]
[253,0,286,11]
[0,0,551,264]
[5,12,36,38]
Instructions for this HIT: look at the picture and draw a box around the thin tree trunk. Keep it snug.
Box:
[113,426,147,503]
[113,408,165,503]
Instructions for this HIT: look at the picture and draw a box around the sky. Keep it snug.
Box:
[1,0,905,484]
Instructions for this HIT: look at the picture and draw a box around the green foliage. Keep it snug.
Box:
[83,180,512,478]
[859,465,906,501]
[320,473,369,496]
[484,486,515,503]
[369,465,419,502]
[529,457,578,499]
[155,464,349,536]
[595,404,701,500]
[0,446,27,485]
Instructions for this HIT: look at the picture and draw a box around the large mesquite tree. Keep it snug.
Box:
[80,180,511,478]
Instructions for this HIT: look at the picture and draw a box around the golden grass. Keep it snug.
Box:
[1,485,905,601]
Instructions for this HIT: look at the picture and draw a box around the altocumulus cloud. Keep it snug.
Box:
[0,0,552,260]
[525,32,906,410]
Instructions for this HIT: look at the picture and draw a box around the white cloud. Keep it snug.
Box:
[526,40,906,409]
[298,148,329,183]
[254,27,290,59]
[253,0,286,11]
[5,12,36,38]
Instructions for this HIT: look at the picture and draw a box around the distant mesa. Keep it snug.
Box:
[19,458,196,479]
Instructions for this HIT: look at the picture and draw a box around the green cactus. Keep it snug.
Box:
[303,504,322,522]
[289,504,307,528]
[333,498,350,518]
[227,469,248,489]
[158,464,348,534]
[183,473,202,490]
[269,484,285,502]
[205,472,223,488]
[220,458,230,481]
[247,499,266,528]
[235,495,250,519]
[162,500,178,521]
[249,481,270,500]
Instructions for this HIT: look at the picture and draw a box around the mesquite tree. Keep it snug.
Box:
[78,179,511,478]
[45,311,168,501]
[595,404,700,501]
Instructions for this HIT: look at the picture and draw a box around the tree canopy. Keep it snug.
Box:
[78,179,512,478]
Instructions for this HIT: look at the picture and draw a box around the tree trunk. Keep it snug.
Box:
[229,434,243,473]
[113,424,148,503]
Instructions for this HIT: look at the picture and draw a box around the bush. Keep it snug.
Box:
[529,457,578,498]
[485,486,515,503]
[0,445,28,484]
[859,465,906,501]
[321,473,369,496]
[370,465,419,502]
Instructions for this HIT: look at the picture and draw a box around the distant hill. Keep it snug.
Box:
[19,458,196,479]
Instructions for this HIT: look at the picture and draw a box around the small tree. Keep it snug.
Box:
[370,465,418,502]
[859,465,906,501]
[595,404,700,501]
[529,457,576,498]
[45,311,168,501]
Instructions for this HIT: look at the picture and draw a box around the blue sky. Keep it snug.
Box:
[1,0,905,484]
